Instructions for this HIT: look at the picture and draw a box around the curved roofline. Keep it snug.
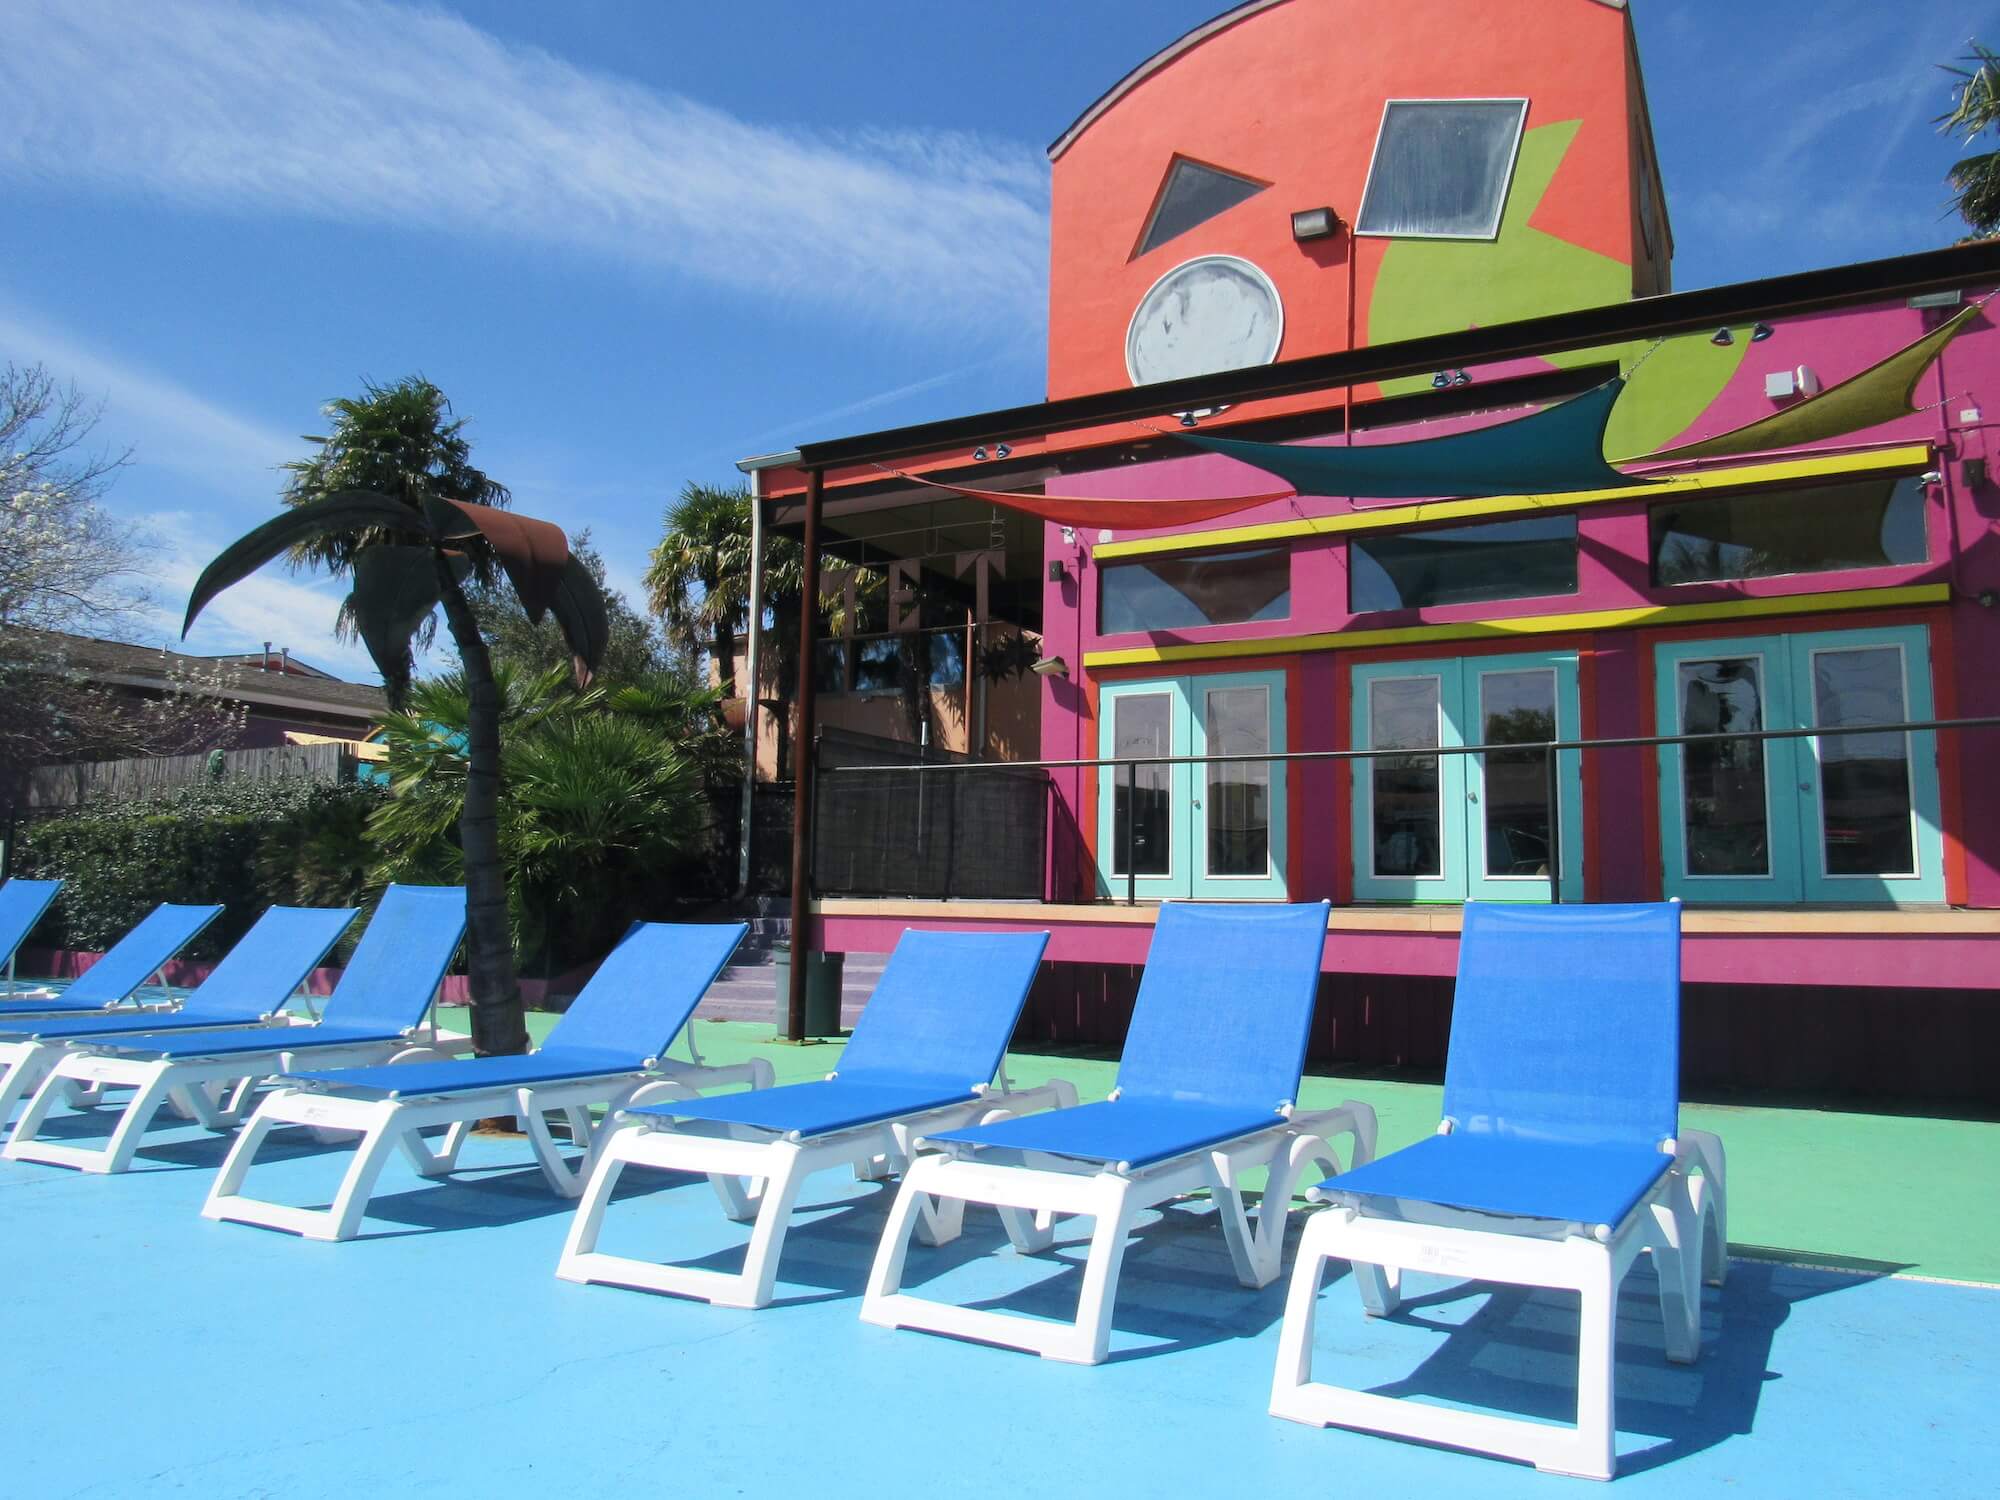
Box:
[1046,0,1290,162]
[1045,0,1630,163]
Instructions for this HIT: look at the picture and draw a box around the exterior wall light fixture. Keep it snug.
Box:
[1030,655,1070,678]
[1290,206,1342,241]
[1711,327,1734,346]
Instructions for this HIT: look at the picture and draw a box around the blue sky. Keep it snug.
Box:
[3,0,1996,679]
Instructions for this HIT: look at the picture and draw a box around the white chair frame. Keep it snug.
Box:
[0,1013,288,1130]
[558,1076,1081,1311]
[1268,1128,1727,1481]
[3,998,470,1175]
[204,1051,776,1241]
[860,1098,1378,1366]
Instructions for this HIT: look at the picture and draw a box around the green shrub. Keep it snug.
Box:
[14,777,387,959]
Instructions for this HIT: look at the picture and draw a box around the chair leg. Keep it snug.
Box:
[7,1060,178,1174]
[1271,1211,1625,1480]
[1566,1247,1619,1481]
[206,1096,407,1241]
[862,1157,1138,1365]
[522,1099,594,1198]
[1646,1172,1702,1366]
[0,1048,53,1129]
[398,1119,471,1178]
[558,1128,812,1309]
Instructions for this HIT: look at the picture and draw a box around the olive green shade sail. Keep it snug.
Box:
[1639,301,1984,463]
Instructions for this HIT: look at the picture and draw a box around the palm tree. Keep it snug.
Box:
[1940,42,2000,236]
[367,665,717,971]
[184,379,607,1056]
[644,483,754,698]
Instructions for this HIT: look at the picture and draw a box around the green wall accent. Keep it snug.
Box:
[1368,119,1748,457]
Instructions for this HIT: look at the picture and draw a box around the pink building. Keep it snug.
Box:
[738,0,2000,1101]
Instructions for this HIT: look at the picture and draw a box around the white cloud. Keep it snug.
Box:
[0,0,1050,332]
[0,306,295,498]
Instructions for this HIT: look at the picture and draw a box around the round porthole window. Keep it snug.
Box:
[1124,254,1284,388]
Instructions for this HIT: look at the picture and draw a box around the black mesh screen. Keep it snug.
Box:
[812,728,1047,899]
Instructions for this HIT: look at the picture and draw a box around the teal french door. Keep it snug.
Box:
[1349,650,1583,902]
[1097,670,1288,900]
[1655,625,1943,904]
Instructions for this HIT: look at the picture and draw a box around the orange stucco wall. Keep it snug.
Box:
[1046,0,1647,399]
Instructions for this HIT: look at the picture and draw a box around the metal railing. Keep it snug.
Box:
[821,714,2000,905]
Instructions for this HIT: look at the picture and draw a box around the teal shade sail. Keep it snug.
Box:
[1180,379,1638,499]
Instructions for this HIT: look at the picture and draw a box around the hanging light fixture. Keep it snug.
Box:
[1710,328,1734,346]
[1750,322,1774,342]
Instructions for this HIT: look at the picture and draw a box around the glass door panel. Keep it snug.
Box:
[1352,652,1581,903]
[1792,627,1942,902]
[1466,654,1583,901]
[1109,690,1176,879]
[1098,672,1288,900]
[1658,626,1944,905]
[1656,636,1802,902]
[1352,664,1465,900]
[1192,671,1288,898]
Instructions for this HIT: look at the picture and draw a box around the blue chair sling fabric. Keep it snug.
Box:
[87,885,464,1058]
[1331,901,1682,1227]
[287,920,747,1096]
[0,903,221,1018]
[927,901,1331,1169]
[0,879,62,968]
[0,905,357,1042]
[628,927,1051,1136]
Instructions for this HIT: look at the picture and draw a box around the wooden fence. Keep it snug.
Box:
[23,742,356,810]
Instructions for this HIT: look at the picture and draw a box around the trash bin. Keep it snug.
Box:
[770,942,843,1037]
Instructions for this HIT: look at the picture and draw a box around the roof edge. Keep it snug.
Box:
[1046,0,1289,162]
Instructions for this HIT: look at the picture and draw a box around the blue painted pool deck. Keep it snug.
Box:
[3,1093,1996,1498]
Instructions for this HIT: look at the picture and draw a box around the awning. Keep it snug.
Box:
[1639,301,1983,463]
[881,469,1297,530]
[1177,379,1635,498]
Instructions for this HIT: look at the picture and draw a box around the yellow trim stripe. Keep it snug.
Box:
[1089,443,1933,560]
[1082,583,1951,668]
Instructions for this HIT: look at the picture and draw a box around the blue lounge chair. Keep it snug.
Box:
[0,903,357,1124]
[0,902,222,1020]
[203,921,763,1240]
[5,886,462,1174]
[557,927,1073,1310]
[0,878,62,992]
[1268,901,1726,1481]
[861,901,1376,1364]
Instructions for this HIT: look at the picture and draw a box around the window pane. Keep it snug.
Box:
[1678,658,1771,877]
[1814,647,1916,876]
[1204,686,1270,877]
[1110,693,1173,876]
[852,637,904,694]
[1369,677,1442,878]
[1101,547,1291,633]
[1480,669,1556,878]
[1350,515,1577,613]
[813,639,848,694]
[924,631,966,688]
[1355,99,1527,238]
[1138,159,1266,257]
[1651,476,1928,586]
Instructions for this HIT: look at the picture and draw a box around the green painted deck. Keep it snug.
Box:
[468,1009,2000,1288]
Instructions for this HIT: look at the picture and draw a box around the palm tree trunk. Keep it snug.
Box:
[435,556,530,1056]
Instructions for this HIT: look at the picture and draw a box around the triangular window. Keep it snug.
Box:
[1134,157,1268,258]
